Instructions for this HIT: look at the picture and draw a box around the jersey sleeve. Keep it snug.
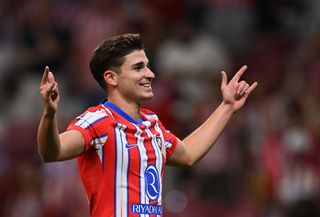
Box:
[67,108,110,151]
[158,120,178,158]
[140,108,179,158]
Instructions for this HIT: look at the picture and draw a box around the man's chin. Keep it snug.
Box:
[140,94,154,101]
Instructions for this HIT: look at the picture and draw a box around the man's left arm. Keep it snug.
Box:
[167,65,258,167]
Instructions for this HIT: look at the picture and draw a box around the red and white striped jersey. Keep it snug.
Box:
[67,101,178,217]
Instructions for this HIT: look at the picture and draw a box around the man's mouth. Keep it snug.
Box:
[140,83,152,88]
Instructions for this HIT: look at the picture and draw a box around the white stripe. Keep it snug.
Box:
[102,106,116,120]
[134,126,148,217]
[154,120,166,207]
[75,109,107,129]
[141,121,151,210]
[144,113,159,121]
[115,123,129,217]
[115,124,122,217]
[121,125,129,217]
[86,111,106,124]
[143,120,163,207]
[75,118,89,129]
[145,116,166,217]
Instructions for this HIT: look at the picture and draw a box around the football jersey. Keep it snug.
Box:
[67,100,178,217]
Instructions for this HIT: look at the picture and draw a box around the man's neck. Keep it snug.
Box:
[107,97,141,122]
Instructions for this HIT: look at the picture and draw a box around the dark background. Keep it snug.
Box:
[1,0,320,216]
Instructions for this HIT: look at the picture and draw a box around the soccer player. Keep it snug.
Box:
[38,33,257,217]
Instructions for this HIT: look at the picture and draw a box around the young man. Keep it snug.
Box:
[38,33,257,217]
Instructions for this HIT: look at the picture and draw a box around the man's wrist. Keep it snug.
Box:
[220,101,235,114]
[43,108,56,118]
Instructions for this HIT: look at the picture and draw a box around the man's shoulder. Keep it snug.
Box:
[141,108,159,121]
[85,104,104,112]
[141,107,155,114]
[76,104,111,122]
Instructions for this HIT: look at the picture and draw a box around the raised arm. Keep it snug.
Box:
[37,66,85,162]
[167,65,258,167]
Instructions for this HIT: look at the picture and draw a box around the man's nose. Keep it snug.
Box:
[145,68,155,79]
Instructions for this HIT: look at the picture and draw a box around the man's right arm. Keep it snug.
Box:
[37,113,85,162]
[37,66,85,162]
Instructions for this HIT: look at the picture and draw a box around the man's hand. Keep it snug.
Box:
[39,66,60,116]
[221,65,257,112]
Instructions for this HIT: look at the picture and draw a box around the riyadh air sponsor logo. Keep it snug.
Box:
[145,164,160,201]
[131,204,163,215]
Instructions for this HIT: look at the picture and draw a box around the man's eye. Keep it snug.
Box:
[134,67,143,71]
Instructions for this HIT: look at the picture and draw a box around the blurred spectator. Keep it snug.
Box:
[204,0,257,54]
[1,0,320,217]
[156,16,230,137]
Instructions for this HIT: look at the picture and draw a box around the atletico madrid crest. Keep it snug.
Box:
[155,136,166,157]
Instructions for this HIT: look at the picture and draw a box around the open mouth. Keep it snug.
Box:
[140,83,152,88]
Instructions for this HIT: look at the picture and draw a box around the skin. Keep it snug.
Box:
[169,66,257,166]
[37,49,257,164]
[38,67,85,161]
[104,50,155,121]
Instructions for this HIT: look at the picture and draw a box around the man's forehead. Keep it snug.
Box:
[123,50,149,65]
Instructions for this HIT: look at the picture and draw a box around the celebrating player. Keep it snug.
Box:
[38,33,257,217]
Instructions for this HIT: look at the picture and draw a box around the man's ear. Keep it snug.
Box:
[104,70,118,87]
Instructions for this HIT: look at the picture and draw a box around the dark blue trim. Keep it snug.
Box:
[103,101,142,125]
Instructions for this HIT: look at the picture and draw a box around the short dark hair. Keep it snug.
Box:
[89,33,144,90]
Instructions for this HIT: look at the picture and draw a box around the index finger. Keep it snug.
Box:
[41,66,50,85]
[230,65,247,84]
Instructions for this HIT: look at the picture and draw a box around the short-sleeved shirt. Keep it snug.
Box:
[67,101,178,217]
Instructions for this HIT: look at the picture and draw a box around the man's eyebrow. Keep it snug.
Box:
[131,61,149,69]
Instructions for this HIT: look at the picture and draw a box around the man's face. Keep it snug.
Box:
[116,50,155,103]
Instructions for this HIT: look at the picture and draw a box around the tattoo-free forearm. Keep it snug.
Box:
[182,102,234,165]
[37,112,61,162]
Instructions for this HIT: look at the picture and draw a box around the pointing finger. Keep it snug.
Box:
[41,66,50,85]
[230,65,247,84]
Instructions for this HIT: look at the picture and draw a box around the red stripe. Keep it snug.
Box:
[126,126,141,217]
[140,120,160,217]
[148,119,165,217]
[100,125,116,216]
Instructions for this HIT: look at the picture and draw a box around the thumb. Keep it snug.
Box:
[221,71,228,89]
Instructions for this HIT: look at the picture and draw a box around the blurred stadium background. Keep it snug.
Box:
[1,0,320,216]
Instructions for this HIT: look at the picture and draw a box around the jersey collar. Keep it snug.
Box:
[102,100,142,125]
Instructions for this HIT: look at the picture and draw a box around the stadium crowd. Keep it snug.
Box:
[0,0,320,216]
